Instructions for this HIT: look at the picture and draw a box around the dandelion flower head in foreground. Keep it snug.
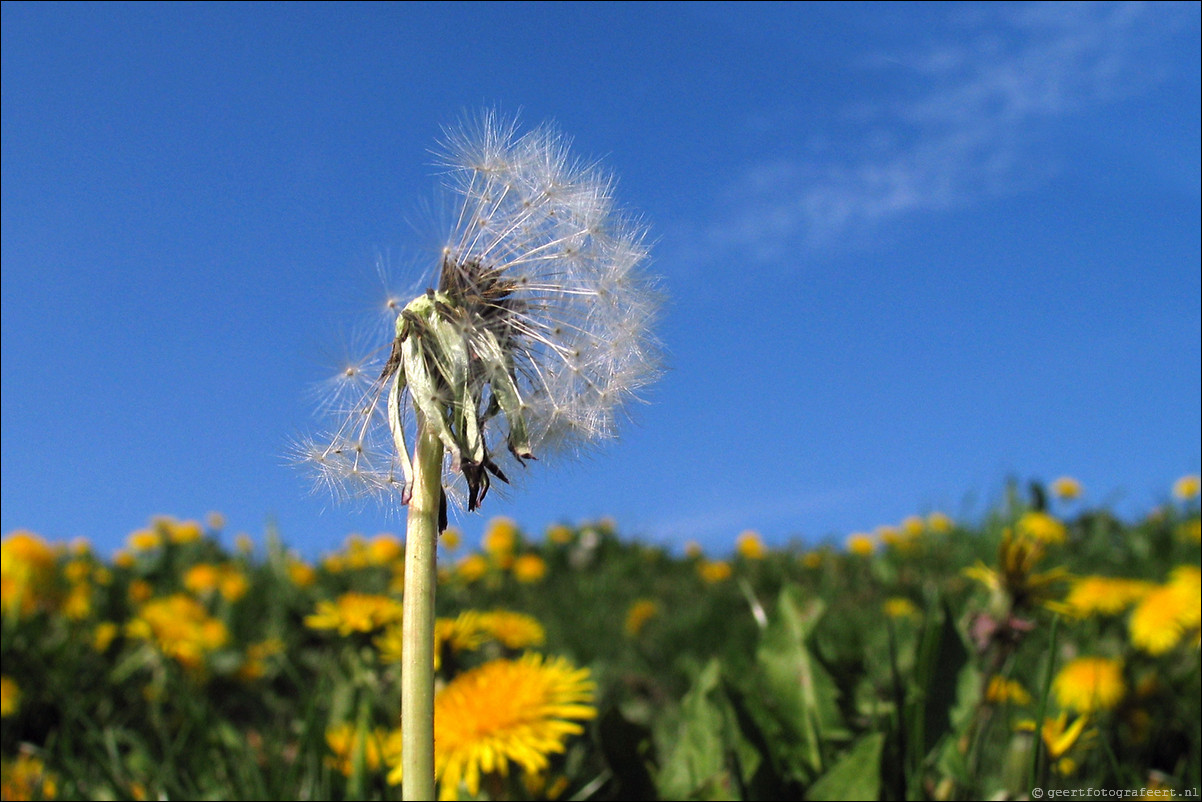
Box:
[386,653,596,800]
[299,111,662,517]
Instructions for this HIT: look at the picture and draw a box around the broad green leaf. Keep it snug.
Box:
[806,732,885,802]
[756,584,846,778]
[655,659,735,800]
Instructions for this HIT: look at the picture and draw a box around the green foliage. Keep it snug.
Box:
[2,480,1200,800]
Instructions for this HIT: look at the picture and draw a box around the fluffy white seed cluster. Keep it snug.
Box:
[298,111,661,511]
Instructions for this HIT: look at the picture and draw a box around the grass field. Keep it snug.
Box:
[2,476,1199,801]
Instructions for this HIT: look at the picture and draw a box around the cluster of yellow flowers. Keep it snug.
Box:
[320,532,404,573]
[125,594,230,673]
[0,515,304,711]
[958,475,1201,780]
[376,609,547,669]
[1,473,1195,798]
[1,750,58,802]
[305,593,591,799]
[320,653,594,801]
[1127,565,1201,655]
[680,510,957,583]
[1,531,61,617]
[294,533,593,802]
[839,510,957,558]
[446,517,550,586]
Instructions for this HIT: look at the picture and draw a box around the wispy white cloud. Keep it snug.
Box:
[703,2,1195,260]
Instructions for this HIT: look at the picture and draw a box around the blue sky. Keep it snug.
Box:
[3,2,1199,559]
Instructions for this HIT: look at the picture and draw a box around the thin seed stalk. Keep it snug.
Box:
[401,422,442,801]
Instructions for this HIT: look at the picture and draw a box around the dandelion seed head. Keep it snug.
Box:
[299,109,660,514]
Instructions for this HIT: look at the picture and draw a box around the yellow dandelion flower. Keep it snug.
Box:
[125,594,229,671]
[183,564,222,595]
[479,610,546,650]
[63,559,89,584]
[512,553,548,584]
[237,638,285,682]
[286,558,317,587]
[735,530,766,560]
[846,532,876,556]
[387,653,596,801]
[455,553,489,584]
[882,597,919,619]
[379,611,498,668]
[168,519,205,544]
[1016,511,1066,544]
[127,579,153,604]
[1129,566,1201,655]
[986,675,1032,707]
[483,517,519,557]
[1062,576,1153,618]
[127,528,161,552]
[334,533,369,570]
[367,533,404,565]
[1053,656,1125,714]
[801,551,824,569]
[927,511,954,533]
[546,524,573,545]
[1172,474,1200,501]
[440,527,463,552]
[876,525,903,547]
[62,581,93,620]
[93,621,119,653]
[967,527,1069,610]
[218,569,248,602]
[1,752,59,801]
[1168,563,1200,587]
[698,560,732,583]
[325,722,391,777]
[1051,476,1083,501]
[373,623,407,666]
[624,599,660,637]
[112,549,135,569]
[902,515,926,537]
[205,511,226,532]
[434,613,491,666]
[1,531,60,617]
[435,612,489,653]
[1019,712,1096,769]
[304,592,404,636]
[683,540,703,559]
[234,533,255,555]
[0,676,20,718]
[883,526,919,554]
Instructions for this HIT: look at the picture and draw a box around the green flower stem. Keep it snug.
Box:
[401,422,442,801]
